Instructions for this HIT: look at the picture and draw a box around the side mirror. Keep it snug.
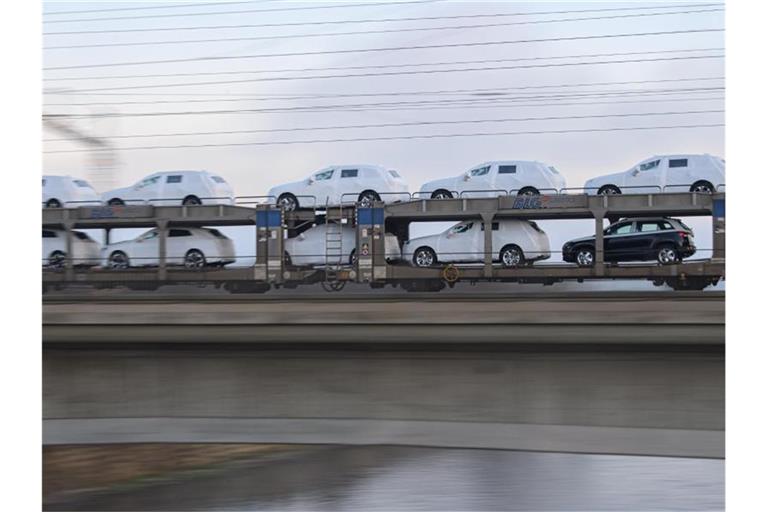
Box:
[463,173,471,181]
[631,169,640,177]
[298,233,306,241]
[307,178,314,185]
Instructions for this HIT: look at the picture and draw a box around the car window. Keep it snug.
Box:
[74,231,90,240]
[138,230,159,241]
[638,222,661,232]
[669,158,688,168]
[548,166,560,175]
[136,176,161,189]
[206,228,227,239]
[451,222,474,234]
[166,175,183,184]
[470,166,490,176]
[168,229,192,237]
[340,169,358,178]
[388,170,401,178]
[210,175,227,184]
[639,160,660,171]
[659,221,674,230]
[314,169,334,181]
[498,165,517,174]
[42,230,56,238]
[42,178,47,187]
[73,179,92,188]
[480,222,500,231]
[607,222,633,235]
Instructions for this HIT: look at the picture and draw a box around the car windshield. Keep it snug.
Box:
[450,222,473,234]
[548,166,560,174]
[207,229,228,239]
[73,180,93,188]
[210,176,227,184]
[639,160,660,171]
[388,170,401,178]
[469,166,490,176]
[314,169,334,181]
[136,176,161,188]
[74,231,91,240]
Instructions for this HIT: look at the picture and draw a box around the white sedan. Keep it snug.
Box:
[102,227,235,269]
[284,224,401,267]
[43,229,101,268]
[419,161,566,199]
[268,164,409,211]
[402,219,551,267]
[43,175,101,208]
[584,154,725,195]
[102,170,234,206]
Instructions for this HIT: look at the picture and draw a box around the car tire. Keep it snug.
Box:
[598,185,622,195]
[107,198,125,206]
[499,244,524,268]
[517,187,540,196]
[689,181,715,193]
[108,251,129,269]
[575,246,595,267]
[48,251,66,269]
[45,199,62,208]
[431,189,453,199]
[413,246,437,268]
[656,244,679,265]
[358,190,381,207]
[182,195,202,206]
[184,249,207,269]
[278,193,298,212]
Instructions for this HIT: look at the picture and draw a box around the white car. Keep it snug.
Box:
[43,175,101,208]
[43,229,101,268]
[102,170,234,206]
[584,154,725,195]
[419,161,566,199]
[268,164,409,211]
[402,219,551,267]
[284,224,401,266]
[102,227,235,269]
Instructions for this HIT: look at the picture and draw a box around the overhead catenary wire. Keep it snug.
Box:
[43,3,721,36]
[42,28,725,71]
[43,8,724,50]
[43,0,440,24]
[42,109,724,143]
[43,1,259,17]
[43,47,725,83]
[43,54,725,93]
[42,124,725,153]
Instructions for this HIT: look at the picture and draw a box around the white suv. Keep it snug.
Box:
[268,164,409,211]
[43,175,100,208]
[584,154,725,195]
[102,170,234,206]
[419,161,566,199]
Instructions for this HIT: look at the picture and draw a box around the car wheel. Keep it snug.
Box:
[575,246,595,267]
[413,247,437,268]
[182,195,202,206]
[358,190,381,207]
[45,199,62,208]
[108,251,129,269]
[184,249,207,269]
[278,193,298,212]
[431,189,453,199]
[107,198,125,206]
[48,251,66,269]
[598,185,622,195]
[499,245,524,268]
[656,244,679,265]
[689,181,715,193]
[517,187,540,196]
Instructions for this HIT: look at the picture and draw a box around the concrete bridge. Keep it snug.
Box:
[43,291,724,458]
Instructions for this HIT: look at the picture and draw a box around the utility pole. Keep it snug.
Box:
[43,114,116,191]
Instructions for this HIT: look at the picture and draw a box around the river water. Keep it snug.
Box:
[48,445,724,511]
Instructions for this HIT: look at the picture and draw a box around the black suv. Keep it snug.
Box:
[562,217,696,267]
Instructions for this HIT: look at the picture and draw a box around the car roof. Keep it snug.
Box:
[327,164,388,170]
[150,170,209,175]
[616,217,676,222]
[471,160,548,167]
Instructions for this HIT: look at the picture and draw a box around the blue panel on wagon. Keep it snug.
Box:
[713,199,725,218]
[358,208,384,225]
[256,210,281,227]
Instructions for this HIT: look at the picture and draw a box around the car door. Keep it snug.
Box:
[460,165,492,196]
[438,221,480,262]
[132,229,160,265]
[131,174,162,203]
[603,221,636,261]
[167,228,194,265]
[634,220,667,260]
[665,157,691,192]
[624,158,663,193]
[495,164,519,194]
[338,168,361,204]
[162,174,185,203]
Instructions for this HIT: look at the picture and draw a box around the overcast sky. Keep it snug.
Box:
[41,0,725,261]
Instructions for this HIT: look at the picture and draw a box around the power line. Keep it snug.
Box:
[45,89,726,118]
[44,1,258,17]
[43,0,439,24]
[43,54,725,93]
[42,110,723,142]
[42,124,725,153]
[43,28,724,71]
[44,8,724,50]
[42,76,725,99]
[43,3,720,36]
[43,47,724,83]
